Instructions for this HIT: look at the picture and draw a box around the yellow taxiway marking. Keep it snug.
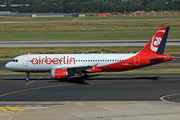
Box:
[38,76,43,79]
[0,107,24,111]
[0,109,49,120]
[26,80,35,85]
[26,76,43,85]
[0,83,74,98]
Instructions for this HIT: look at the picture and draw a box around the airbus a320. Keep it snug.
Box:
[5,26,172,81]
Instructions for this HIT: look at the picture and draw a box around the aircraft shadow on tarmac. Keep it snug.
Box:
[58,76,159,84]
[40,74,160,84]
[2,74,160,85]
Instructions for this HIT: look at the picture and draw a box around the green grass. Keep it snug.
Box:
[0,46,142,59]
[0,30,179,41]
[1,20,180,32]
[153,63,180,66]
[0,15,180,41]
[0,31,156,41]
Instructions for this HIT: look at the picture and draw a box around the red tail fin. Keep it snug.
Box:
[139,26,170,55]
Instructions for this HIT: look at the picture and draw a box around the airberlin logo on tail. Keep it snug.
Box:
[150,30,165,52]
[31,56,75,65]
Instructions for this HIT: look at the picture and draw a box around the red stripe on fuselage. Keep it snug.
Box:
[96,54,172,72]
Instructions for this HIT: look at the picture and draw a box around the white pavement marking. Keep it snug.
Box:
[160,93,180,103]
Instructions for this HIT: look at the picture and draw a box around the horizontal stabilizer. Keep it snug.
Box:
[149,57,168,61]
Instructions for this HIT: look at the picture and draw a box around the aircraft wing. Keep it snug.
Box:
[52,65,94,72]
[67,65,93,71]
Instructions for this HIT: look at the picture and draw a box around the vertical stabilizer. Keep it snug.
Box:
[139,26,170,55]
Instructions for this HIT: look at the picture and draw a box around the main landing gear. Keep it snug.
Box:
[80,73,88,82]
[26,72,30,81]
[83,73,89,80]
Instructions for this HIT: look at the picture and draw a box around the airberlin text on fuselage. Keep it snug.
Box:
[31,56,75,65]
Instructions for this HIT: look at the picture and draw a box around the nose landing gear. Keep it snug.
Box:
[26,72,30,81]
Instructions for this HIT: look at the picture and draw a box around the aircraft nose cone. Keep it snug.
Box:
[5,62,11,70]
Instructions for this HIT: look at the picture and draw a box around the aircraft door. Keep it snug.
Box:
[23,57,28,67]
[134,55,140,66]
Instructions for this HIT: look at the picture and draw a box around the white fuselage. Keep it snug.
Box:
[5,53,137,72]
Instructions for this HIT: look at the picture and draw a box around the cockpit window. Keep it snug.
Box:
[12,59,18,62]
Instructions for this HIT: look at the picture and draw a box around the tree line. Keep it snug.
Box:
[0,0,180,13]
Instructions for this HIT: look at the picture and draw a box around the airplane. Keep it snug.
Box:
[5,26,172,81]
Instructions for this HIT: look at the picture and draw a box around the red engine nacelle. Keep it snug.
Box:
[51,69,68,80]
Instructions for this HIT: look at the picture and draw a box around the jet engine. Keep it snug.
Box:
[51,69,68,80]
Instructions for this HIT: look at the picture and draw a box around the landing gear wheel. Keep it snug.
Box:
[79,77,85,82]
[83,74,89,80]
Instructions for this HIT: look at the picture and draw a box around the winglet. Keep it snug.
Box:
[139,26,170,55]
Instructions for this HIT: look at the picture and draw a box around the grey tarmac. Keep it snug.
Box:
[0,74,180,101]
[0,74,180,120]
[0,40,180,47]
